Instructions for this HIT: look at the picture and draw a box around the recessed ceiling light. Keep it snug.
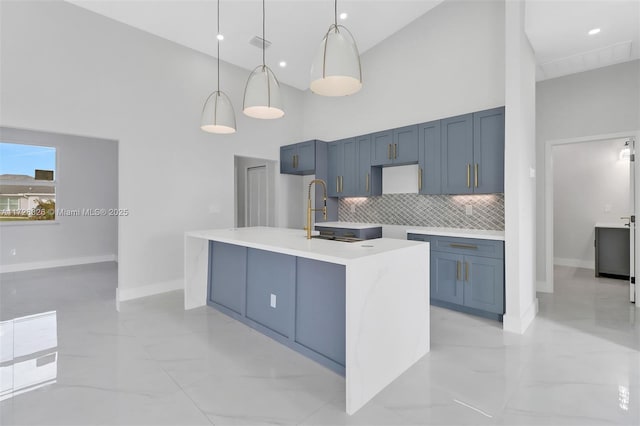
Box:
[279,61,287,68]
[339,12,348,20]
[588,28,601,35]
[216,33,224,41]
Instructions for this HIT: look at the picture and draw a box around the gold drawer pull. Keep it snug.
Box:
[449,243,478,250]
[465,261,469,281]
[456,261,461,280]
[467,163,470,188]
[418,167,423,191]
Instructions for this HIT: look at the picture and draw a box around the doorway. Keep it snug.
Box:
[234,156,276,228]
[544,131,639,305]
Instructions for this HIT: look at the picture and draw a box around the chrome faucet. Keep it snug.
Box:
[306,179,327,239]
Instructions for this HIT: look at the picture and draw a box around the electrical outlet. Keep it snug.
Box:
[10,248,16,256]
[270,293,276,308]
[465,205,473,216]
[350,204,356,213]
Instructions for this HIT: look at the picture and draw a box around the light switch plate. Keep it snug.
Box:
[270,294,276,308]
[465,205,473,216]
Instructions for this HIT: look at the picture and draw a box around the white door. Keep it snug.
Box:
[246,166,267,227]
[629,139,636,303]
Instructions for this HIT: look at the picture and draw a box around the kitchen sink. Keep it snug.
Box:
[310,235,364,243]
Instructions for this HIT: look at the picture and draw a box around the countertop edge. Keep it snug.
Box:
[406,228,505,241]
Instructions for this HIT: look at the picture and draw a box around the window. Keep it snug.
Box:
[0,142,56,222]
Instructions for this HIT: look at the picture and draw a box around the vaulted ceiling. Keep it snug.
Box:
[65,0,639,87]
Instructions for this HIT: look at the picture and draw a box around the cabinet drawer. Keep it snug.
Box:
[407,233,431,243]
[431,236,503,259]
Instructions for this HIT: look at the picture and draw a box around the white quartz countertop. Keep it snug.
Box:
[406,226,505,241]
[315,221,382,230]
[185,227,424,265]
[595,222,630,229]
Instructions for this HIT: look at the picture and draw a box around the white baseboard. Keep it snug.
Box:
[503,298,539,334]
[554,257,594,270]
[0,254,117,274]
[117,279,183,302]
[536,279,553,293]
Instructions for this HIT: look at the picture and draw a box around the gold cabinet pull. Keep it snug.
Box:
[336,177,340,193]
[474,163,479,188]
[387,144,392,160]
[467,164,471,188]
[340,176,343,193]
[465,261,469,282]
[366,173,370,193]
[456,261,461,281]
[449,243,478,249]
[418,167,423,191]
[394,143,398,159]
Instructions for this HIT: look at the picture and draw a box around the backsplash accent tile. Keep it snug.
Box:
[338,193,504,230]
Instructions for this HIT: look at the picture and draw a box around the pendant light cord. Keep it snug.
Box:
[217,0,220,91]
[334,0,337,26]
[262,0,266,67]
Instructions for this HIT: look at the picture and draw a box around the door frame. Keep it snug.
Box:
[543,130,640,305]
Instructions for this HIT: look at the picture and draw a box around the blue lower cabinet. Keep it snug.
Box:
[409,234,504,321]
[207,245,346,375]
[295,258,346,366]
[463,255,504,314]
[208,242,247,315]
[431,251,464,305]
[246,248,296,338]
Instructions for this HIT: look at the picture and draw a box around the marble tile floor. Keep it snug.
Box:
[0,262,638,425]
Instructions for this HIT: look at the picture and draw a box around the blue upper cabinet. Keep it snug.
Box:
[370,130,393,166]
[280,140,324,175]
[356,135,382,196]
[473,107,505,194]
[327,138,356,197]
[441,113,474,194]
[418,120,441,195]
[392,125,419,165]
[441,108,505,195]
[370,126,419,166]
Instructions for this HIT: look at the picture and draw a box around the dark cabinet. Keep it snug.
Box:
[370,126,419,166]
[314,225,382,240]
[418,120,442,195]
[441,107,505,194]
[408,233,505,321]
[328,138,356,197]
[280,140,323,175]
[208,242,247,315]
[246,248,295,338]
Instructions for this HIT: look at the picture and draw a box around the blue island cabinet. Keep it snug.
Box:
[207,243,347,375]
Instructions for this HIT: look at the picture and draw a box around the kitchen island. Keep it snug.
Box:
[184,226,429,415]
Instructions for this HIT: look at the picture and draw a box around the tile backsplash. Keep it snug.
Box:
[338,193,504,230]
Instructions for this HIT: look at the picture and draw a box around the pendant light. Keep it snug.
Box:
[310,0,362,96]
[201,0,236,134]
[242,0,284,119]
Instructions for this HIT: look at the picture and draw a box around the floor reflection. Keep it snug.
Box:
[0,311,57,401]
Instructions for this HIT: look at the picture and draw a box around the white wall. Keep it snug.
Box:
[553,139,630,269]
[503,0,538,334]
[536,60,640,286]
[0,0,304,299]
[302,0,505,141]
[0,127,118,272]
